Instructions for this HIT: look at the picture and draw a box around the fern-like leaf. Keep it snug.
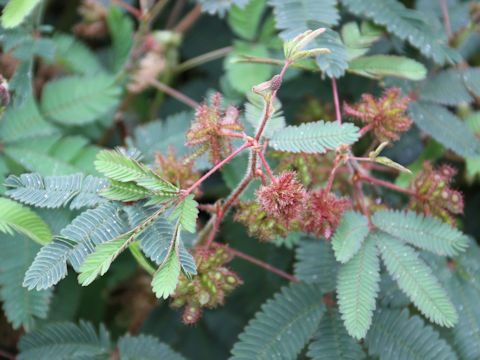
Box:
[270,121,359,154]
[347,55,427,80]
[0,234,52,330]
[0,96,58,143]
[340,0,461,65]
[337,234,380,340]
[1,0,41,28]
[0,197,51,245]
[95,149,178,193]
[365,308,457,360]
[118,333,186,360]
[307,307,366,360]
[61,202,127,271]
[78,235,131,286]
[372,209,469,257]
[332,210,370,263]
[375,231,458,327]
[101,179,153,202]
[41,75,121,126]
[23,238,74,291]
[227,0,266,41]
[151,229,181,300]
[409,101,480,158]
[294,239,338,293]
[169,195,199,233]
[230,282,325,360]
[17,320,112,360]
[245,93,285,138]
[5,173,108,209]
[419,68,473,105]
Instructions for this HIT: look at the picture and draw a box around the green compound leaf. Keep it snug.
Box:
[409,101,480,159]
[1,0,42,28]
[151,234,181,300]
[231,282,325,360]
[337,234,380,340]
[118,334,186,360]
[5,173,107,210]
[307,307,366,360]
[101,180,154,202]
[169,195,199,233]
[365,308,457,360]
[0,197,51,245]
[17,320,111,360]
[372,209,469,257]
[419,68,473,105]
[375,232,458,327]
[95,149,178,193]
[270,121,360,154]
[347,55,427,81]
[332,210,370,263]
[41,75,121,126]
[78,236,131,286]
[228,0,267,41]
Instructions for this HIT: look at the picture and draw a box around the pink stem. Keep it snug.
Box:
[441,0,452,40]
[258,150,277,184]
[183,142,252,195]
[358,123,375,136]
[331,77,342,125]
[228,248,299,283]
[150,79,200,109]
[359,174,416,196]
[325,156,340,193]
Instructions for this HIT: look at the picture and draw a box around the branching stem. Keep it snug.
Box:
[358,173,416,196]
[331,77,342,125]
[150,79,200,109]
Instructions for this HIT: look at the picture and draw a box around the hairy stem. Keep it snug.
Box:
[258,150,277,184]
[358,122,375,136]
[227,248,299,283]
[325,155,341,193]
[358,173,416,196]
[150,79,200,109]
[331,77,342,125]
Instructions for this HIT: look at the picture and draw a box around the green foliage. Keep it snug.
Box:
[341,21,382,60]
[337,235,380,340]
[347,55,427,81]
[41,75,121,126]
[372,210,469,257]
[269,0,348,77]
[228,0,267,41]
[17,320,112,360]
[118,334,186,360]
[409,101,480,158]
[340,0,461,65]
[107,6,134,73]
[307,307,366,360]
[197,0,248,16]
[245,93,285,138]
[151,229,181,299]
[0,234,52,330]
[419,68,473,105]
[365,308,457,360]
[332,210,370,263]
[95,149,178,194]
[375,232,458,327]
[1,0,41,28]
[5,173,107,209]
[101,179,153,201]
[231,282,325,359]
[270,121,359,153]
[294,239,337,293]
[0,197,51,245]
[169,195,199,233]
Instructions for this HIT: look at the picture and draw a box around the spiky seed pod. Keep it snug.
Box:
[409,162,464,225]
[344,87,413,142]
[127,52,166,94]
[234,202,293,241]
[300,188,351,239]
[256,172,307,227]
[171,245,242,325]
[185,93,243,164]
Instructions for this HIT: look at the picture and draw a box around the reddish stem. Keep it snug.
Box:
[441,0,452,40]
[150,79,200,109]
[355,180,373,228]
[255,61,291,141]
[358,123,375,136]
[258,150,277,184]
[111,0,142,19]
[174,4,203,33]
[331,77,342,125]
[0,349,15,360]
[358,174,416,196]
[205,207,223,248]
[218,130,247,139]
[228,248,299,283]
[183,142,252,195]
[325,155,341,193]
